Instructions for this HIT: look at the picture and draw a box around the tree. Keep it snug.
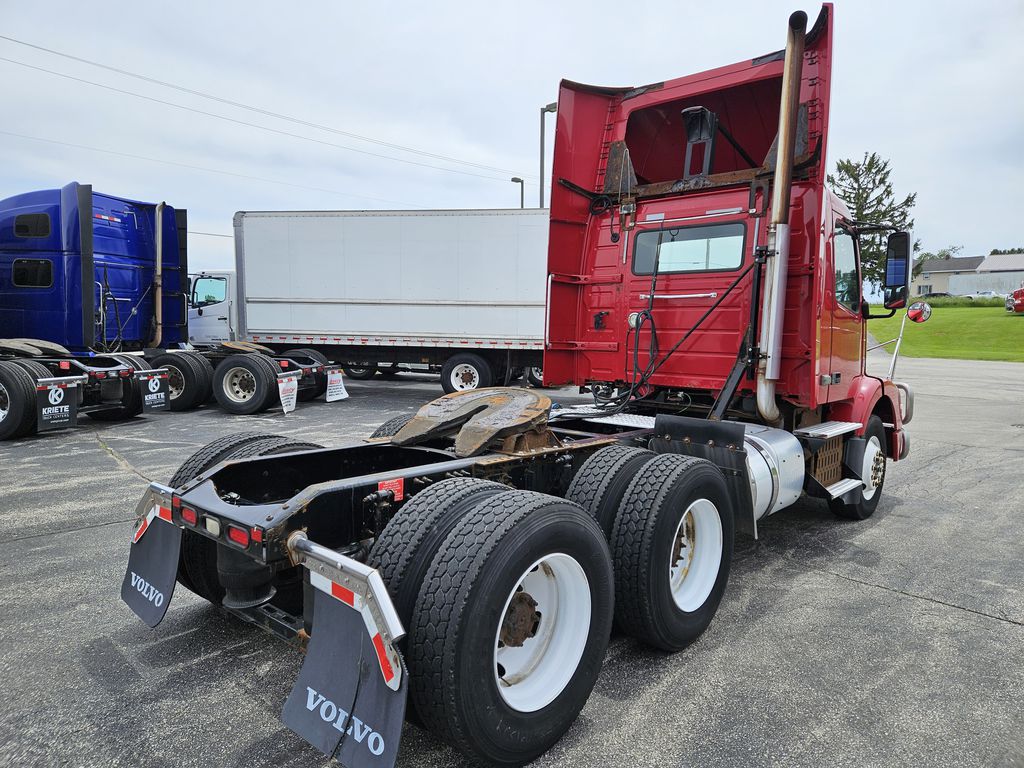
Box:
[913,245,962,279]
[990,247,1024,255]
[827,152,917,290]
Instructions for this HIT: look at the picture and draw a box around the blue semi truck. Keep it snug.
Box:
[0,182,331,440]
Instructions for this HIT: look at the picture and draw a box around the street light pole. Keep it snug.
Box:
[510,177,524,209]
[539,101,557,208]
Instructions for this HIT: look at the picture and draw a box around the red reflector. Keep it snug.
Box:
[59,361,70,370]
[171,495,181,509]
[227,525,249,547]
[94,372,106,379]
[279,360,288,368]
[180,507,198,526]
[251,527,263,543]
[119,370,132,377]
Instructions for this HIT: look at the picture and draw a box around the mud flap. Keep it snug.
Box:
[283,586,406,766]
[120,486,180,628]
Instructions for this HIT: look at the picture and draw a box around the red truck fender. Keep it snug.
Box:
[826,375,908,461]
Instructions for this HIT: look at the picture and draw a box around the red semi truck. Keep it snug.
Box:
[121,5,927,767]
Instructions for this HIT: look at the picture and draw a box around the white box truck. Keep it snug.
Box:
[188,208,548,392]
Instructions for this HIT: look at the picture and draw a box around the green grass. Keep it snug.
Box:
[868,305,1024,362]
[915,296,1005,308]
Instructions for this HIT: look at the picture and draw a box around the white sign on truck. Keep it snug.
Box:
[232,208,549,392]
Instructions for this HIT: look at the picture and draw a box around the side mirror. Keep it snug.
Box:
[883,231,911,310]
[196,306,204,316]
[907,301,931,323]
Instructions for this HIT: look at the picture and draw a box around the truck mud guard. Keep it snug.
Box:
[121,482,179,627]
[34,374,87,432]
[134,368,171,412]
[282,532,406,766]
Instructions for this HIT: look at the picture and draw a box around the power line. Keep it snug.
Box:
[0,34,536,180]
[0,56,537,186]
[188,231,232,238]
[0,129,427,209]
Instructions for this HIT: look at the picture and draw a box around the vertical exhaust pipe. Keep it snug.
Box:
[152,202,165,348]
[756,10,807,423]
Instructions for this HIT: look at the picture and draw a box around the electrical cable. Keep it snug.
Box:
[0,129,426,208]
[0,56,535,186]
[0,34,537,180]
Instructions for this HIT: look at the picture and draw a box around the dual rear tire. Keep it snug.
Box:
[212,353,280,415]
[369,479,613,765]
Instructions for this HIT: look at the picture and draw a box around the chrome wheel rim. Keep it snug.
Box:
[223,367,257,403]
[668,499,723,612]
[493,553,591,713]
[0,381,9,422]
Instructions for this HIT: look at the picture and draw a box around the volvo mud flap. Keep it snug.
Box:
[282,532,406,767]
[120,482,180,627]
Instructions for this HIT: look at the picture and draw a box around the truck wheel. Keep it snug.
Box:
[409,490,613,765]
[151,353,212,411]
[829,415,887,521]
[9,360,50,434]
[611,454,734,651]
[440,353,493,393]
[169,433,324,605]
[526,367,544,388]
[85,354,147,421]
[0,361,39,440]
[284,348,329,398]
[368,478,506,640]
[213,354,276,415]
[369,414,413,438]
[566,444,654,539]
[342,364,378,380]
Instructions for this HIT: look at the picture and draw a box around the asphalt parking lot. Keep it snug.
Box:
[1,355,1022,768]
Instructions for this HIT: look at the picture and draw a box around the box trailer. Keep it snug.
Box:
[226,208,548,392]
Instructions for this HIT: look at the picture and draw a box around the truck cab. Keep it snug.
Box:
[187,270,237,345]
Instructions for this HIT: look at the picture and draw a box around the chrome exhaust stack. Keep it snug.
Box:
[756,10,807,423]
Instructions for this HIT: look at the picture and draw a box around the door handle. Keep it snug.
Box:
[639,292,718,300]
[217,316,228,320]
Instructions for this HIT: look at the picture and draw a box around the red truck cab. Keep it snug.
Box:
[544,3,910,464]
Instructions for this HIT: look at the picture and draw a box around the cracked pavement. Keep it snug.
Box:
[0,359,1021,767]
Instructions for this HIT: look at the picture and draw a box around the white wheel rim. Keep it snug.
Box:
[450,363,480,390]
[223,366,257,403]
[861,435,884,501]
[669,499,723,612]
[493,553,591,713]
[0,381,9,422]
[165,364,185,400]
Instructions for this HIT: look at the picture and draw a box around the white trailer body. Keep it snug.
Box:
[231,208,549,391]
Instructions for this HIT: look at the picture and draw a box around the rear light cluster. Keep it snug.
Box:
[174,496,263,549]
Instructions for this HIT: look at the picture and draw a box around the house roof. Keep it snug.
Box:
[978,252,1024,272]
[917,256,984,274]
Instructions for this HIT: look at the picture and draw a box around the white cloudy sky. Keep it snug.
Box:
[2,0,1022,271]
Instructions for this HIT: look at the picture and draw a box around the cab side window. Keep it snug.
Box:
[833,228,860,312]
[192,277,226,307]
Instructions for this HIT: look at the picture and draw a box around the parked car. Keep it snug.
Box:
[963,290,1007,300]
[920,292,951,299]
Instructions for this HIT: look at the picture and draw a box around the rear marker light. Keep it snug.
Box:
[251,527,263,544]
[59,361,70,370]
[227,525,250,547]
[180,507,198,526]
[94,372,106,379]
[279,361,288,369]
[119,370,132,377]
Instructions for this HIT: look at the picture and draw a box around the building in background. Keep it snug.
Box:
[947,252,1024,296]
[912,256,984,295]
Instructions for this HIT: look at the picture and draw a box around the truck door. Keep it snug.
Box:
[826,224,864,400]
[188,273,232,344]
